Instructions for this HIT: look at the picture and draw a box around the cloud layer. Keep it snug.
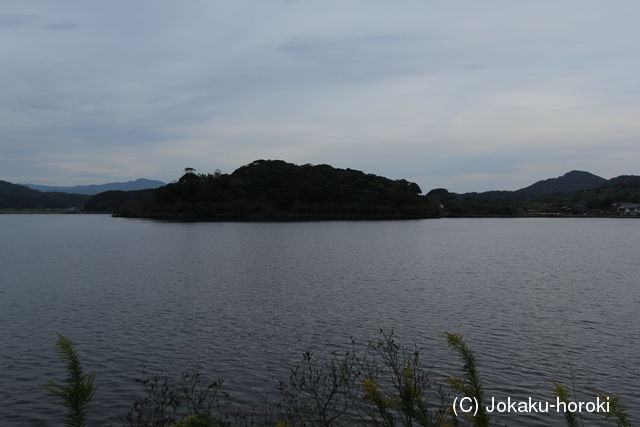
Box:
[1,1,639,191]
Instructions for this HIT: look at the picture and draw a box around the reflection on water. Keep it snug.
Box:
[0,215,638,426]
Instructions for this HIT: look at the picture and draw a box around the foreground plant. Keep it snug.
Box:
[170,413,220,427]
[445,333,489,427]
[46,332,630,426]
[359,330,449,426]
[124,369,227,427]
[45,333,96,427]
[552,382,579,427]
[277,349,361,426]
[598,391,631,427]
[553,382,631,427]
[277,330,450,426]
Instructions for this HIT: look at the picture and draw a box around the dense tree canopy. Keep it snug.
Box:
[83,189,154,212]
[0,180,88,210]
[113,160,439,220]
[82,162,640,219]
[433,177,640,216]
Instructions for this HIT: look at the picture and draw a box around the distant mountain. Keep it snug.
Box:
[464,170,610,201]
[23,178,165,195]
[425,170,640,216]
[0,180,89,210]
[515,170,607,196]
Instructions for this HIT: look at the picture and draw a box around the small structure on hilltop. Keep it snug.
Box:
[178,167,199,183]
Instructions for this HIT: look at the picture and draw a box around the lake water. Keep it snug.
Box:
[1,215,638,426]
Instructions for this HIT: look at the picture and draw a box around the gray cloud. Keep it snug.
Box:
[41,22,77,31]
[280,34,435,64]
[1,0,639,190]
[0,13,35,27]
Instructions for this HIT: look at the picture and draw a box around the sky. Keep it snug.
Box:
[1,1,639,193]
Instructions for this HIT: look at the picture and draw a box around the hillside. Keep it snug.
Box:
[0,181,89,210]
[515,170,607,196]
[24,178,165,195]
[425,172,640,216]
[114,160,439,220]
[462,170,634,203]
[83,189,155,212]
[564,176,640,210]
[603,175,640,187]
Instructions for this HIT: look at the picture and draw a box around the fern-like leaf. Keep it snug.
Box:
[45,334,96,427]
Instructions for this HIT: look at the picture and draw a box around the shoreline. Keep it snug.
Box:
[2,210,637,220]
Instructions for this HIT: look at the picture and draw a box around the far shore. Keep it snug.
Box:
[2,209,637,220]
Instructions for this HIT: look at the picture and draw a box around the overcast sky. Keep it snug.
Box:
[2,1,639,192]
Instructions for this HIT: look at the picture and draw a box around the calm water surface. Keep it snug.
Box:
[1,215,638,426]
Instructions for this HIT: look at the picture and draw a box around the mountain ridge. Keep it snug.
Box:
[0,181,89,209]
[23,178,165,195]
[515,170,608,196]
[464,171,638,201]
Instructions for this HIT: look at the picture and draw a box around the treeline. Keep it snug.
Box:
[82,189,154,212]
[109,160,440,220]
[426,177,640,216]
[81,163,640,219]
[0,180,88,210]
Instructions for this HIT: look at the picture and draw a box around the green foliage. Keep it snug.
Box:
[170,413,220,427]
[361,377,396,426]
[445,333,489,427]
[46,332,631,427]
[360,330,447,427]
[598,392,630,427]
[45,334,96,427]
[277,330,450,427]
[552,382,579,427]
[124,369,226,427]
[552,384,632,427]
[115,160,438,220]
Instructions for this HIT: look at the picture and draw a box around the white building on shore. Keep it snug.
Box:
[615,203,640,215]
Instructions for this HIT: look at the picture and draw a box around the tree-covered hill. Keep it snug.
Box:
[83,189,155,212]
[427,175,640,216]
[515,170,607,196]
[465,170,611,202]
[564,176,640,210]
[113,160,439,220]
[0,180,89,210]
[602,174,640,187]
